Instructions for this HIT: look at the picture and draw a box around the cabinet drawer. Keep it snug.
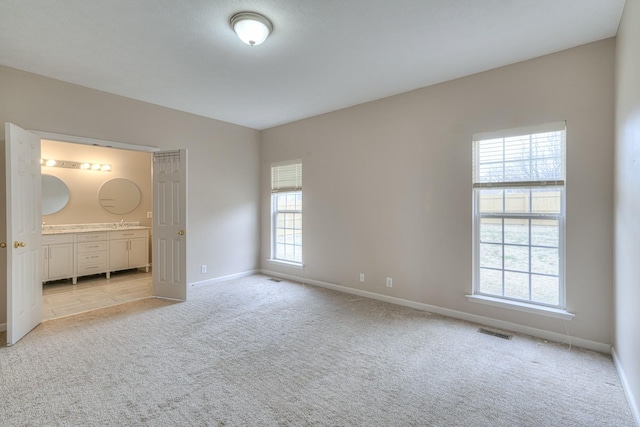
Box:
[110,229,148,240]
[42,234,74,245]
[78,251,107,266]
[77,232,108,242]
[77,262,108,276]
[77,241,108,253]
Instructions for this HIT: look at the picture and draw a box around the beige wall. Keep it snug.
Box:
[261,39,615,346]
[0,65,261,325]
[41,140,152,227]
[614,0,640,420]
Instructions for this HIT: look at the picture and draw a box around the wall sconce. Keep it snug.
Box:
[41,159,111,172]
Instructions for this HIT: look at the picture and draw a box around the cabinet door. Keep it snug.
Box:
[109,239,130,271]
[128,238,149,268]
[47,243,74,280]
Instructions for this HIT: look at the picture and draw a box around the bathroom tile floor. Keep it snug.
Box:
[42,269,152,320]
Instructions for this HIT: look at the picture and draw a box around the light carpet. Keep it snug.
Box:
[0,275,634,426]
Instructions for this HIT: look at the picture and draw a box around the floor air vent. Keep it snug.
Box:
[478,328,513,340]
[268,278,281,282]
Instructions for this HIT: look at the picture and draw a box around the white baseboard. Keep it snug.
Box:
[260,269,611,354]
[0,322,5,332]
[189,269,258,289]
[612,347,640,426]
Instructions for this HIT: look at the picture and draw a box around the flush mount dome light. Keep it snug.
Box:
[230,12,273,46]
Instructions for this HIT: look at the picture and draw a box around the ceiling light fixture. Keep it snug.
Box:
[230,12,273,46]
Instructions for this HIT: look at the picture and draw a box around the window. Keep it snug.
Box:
[271,160,302,264]
[472,122,566,308]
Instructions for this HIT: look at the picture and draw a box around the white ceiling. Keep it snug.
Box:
[0,0,627,130]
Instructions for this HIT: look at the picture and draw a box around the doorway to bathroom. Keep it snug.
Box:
[40,138,153,320]
[3,124,188,345]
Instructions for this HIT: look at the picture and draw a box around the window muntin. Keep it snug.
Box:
[473,123,565,308]
[271,161,302,265]
[273,191,302,263]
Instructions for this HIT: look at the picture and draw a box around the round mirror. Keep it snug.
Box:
[42,174,70,215]
[99,178,141,214]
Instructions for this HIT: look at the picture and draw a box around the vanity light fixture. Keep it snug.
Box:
[230,12,273,46]
[41,158,111,172]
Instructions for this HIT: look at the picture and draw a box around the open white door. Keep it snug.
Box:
[152,149,187,300]
[5,123,42,345]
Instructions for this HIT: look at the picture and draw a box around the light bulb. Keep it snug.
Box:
[45,159,56,167]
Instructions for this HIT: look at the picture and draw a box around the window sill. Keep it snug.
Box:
[466,294,575,320]
[267,259,304,269]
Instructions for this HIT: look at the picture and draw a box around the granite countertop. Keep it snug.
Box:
[42,222,150,235]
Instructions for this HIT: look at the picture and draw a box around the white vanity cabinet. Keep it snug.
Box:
[42,234,74,282]
[108,229,149,273]
[76,232,109,281]
[42,224,150,285]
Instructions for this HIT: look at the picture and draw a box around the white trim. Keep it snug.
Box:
[267,259,304,269]
[260,269,610,354]
[271,158,302,168]
[612,347,640,426]
[0,322,6,332]
[30,130,158,153]
[466,294,575,320]
[189,269,258,289]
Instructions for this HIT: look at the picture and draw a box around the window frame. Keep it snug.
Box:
[270,160,302,266]
[271,190,303,265]
[471,123,566,310]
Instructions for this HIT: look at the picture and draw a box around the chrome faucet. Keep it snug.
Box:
[120,219,124,227]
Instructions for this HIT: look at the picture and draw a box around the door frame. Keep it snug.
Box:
[30,131,158,154]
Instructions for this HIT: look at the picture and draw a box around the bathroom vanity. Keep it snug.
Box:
[42,222,150,284]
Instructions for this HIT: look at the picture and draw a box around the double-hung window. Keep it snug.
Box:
[472,122,566,308]
[271,160,302,265]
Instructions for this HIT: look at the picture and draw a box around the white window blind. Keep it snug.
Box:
[271,161,302,193]
[473,121,566,188]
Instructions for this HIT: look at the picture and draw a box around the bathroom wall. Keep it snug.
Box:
[41,139,152,227]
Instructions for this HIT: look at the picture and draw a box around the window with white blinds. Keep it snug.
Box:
[473,121,566,188]
[272,161,302,193]
[472,122,566,308]
[271,161,302,265]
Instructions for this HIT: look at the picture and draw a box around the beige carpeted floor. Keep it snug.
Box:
[0,275,634,426]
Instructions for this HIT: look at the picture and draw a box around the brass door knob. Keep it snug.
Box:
[178,230,185,236]
[0,242,6,248]
[13,241,26,248]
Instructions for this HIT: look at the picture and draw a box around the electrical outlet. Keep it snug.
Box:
[201,265,207,274]
[147,211,152,218]
[386,277,393,288]
[359,273,365,283]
